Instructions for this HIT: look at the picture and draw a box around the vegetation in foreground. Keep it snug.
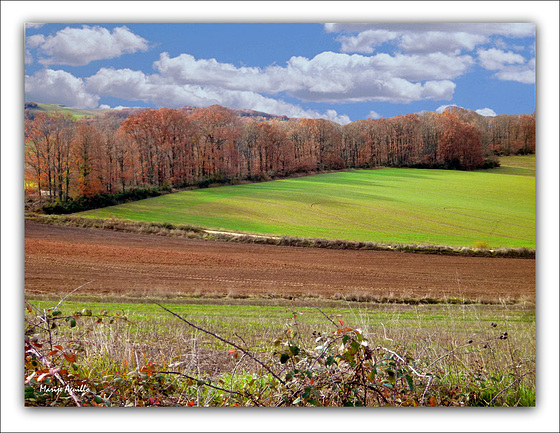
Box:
[25,296,535,407]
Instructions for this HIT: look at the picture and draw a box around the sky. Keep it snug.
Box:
[24,22,536,124]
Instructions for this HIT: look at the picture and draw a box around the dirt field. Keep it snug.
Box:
[24,221,535,302]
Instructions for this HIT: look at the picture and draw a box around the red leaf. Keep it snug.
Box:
[187,400,196,407]
[48,350,59,356]
[54,345,64,350]
[429,396,437,407]
[63,352,76,363]
[338,318,344,326]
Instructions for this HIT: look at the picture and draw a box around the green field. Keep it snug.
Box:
[26,102,108,119]
[79,160,535,249]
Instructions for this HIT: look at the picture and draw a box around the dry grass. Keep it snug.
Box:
[25,296,535,406]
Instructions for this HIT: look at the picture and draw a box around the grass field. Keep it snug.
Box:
[480,154,536,177]
[79,159,535,249]
[26,102,108,119]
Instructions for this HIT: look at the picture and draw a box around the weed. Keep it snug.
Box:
[24,294,535,407]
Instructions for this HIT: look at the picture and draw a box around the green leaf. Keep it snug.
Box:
[280,353,290,364]
[406,374,414,391]
[81,309,92,316]
[52,309,62,317]
[69,318,77,328]
[25,386,36,399]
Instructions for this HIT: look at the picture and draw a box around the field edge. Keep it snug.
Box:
[25,213,536,259]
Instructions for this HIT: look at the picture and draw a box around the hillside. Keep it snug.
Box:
[24,102,110,120]
[78,164,535,250]
[24,102,291,123]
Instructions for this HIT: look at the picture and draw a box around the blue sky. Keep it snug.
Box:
[24,22,536,124]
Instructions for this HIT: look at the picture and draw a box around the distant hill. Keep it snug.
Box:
[25,102,291,123]
[24,102,111,121]
[24,101,532,126]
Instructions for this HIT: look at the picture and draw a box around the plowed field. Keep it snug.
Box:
[24,221,535,302]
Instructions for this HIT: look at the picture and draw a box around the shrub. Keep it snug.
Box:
[39,187,168,214]
[24,296,535,407]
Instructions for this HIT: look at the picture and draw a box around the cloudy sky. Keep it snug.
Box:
[24,22,535,124]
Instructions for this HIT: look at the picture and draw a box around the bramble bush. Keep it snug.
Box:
[24,298,534,407]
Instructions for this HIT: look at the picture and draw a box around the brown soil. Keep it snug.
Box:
[24,221,535,303]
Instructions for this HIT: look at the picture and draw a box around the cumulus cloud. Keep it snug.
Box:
[325,23,535,55]
[84,67,352,124]
[25,69,99,108]
[494,66,535,84]
[154,51,468,104]
[367,110,381,119]
[475,108,497,117]
[399,32,487,54]
[26,34,46,49]
[29,25,148,66]
[478,49,534,84]
[325,23,535,38]
[25,23,45,29]
[477,48,525,70]
[335,30,399,54]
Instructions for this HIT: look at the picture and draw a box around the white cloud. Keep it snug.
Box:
[85,67,352,124]
[477,48,525,70]
[367,110,381,119]
[477,49,534,84]
[399,32,487,54]
[25,50,33,64]
[25,23,45,29]
[325,23,535,55]
[30,25,148,66]
[26,34,45,49]
[436,105,450,113]
[475,108,497,117]
[86,67,152,100]
[325,23,535,38]
[25,69,99,108]
[494,66,535,85]
[335,30,398,53]
[154,50,468,104]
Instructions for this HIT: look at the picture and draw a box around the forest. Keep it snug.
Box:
[24,104,535,205]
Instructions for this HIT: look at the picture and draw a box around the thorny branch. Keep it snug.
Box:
[155,303,285,385]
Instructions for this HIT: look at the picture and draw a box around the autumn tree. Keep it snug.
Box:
[25,113,75,202]
[436,111,483,170]
[190,105,242,182]
[72,120,105,197]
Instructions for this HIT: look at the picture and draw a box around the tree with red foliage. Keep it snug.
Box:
[436,111,483,170]
[72,120,105,197]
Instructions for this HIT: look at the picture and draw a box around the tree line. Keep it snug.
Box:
[24,104,535,203]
